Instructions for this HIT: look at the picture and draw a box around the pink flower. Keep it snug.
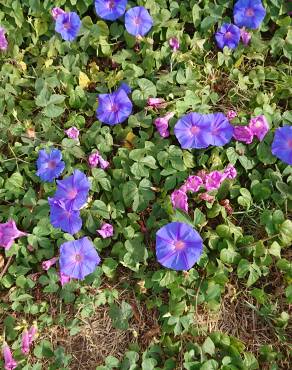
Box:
[198,193,215,203]
[59,272,71,286]
[196,170,207,182]
[204,171,225,191]
[28,325,37,345]
[147,98,166,109]
[185,176,203,192]
[171,189,188,213]
[154,112,174,138]
[226,110,237,120]
[97,223,114,238]
[249,115,269,141]
[88,152,100,168]
[2,344,17,370]
[0,220,26,250]
[65,126,79,140]
[0,27,8,51]
[21,330,30,355]
[240,28,251,46]
[224,164,237,180]
[42,257,58,271]
[99,156,110,170]
[169,37,180,51]
[51,7,65,20]
[233,126,254,144]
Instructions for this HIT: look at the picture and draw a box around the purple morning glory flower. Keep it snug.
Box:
[2,343,17,370]
[233,125,254,144]
[171,189,188,213]
[271,126,292,165]
[215,23,241,50]
[234,0,266,30]
[55,170,90,211]
[118,82,132,95]
[174,113,212,149]
[125,6,153,37]
[169,37,180,51]
[240,28,252,45]
[48,198,82,234]
[55,12,81,41]
[96,88,133,125]
[0,27,8,51]
[95,0,127,21]
[207,113,234,146]
[249,115,269,141]
[97,223,114,238]
[156,222,203,271]
[0,220,26,250]
[36,148,65,183]
[59,237,101,280]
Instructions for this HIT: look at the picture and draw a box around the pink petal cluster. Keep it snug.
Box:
[88,151,109,169]
[240,28,251,46]
[0,220,26,250]
[233,115,269,144]
[170,164,237,212]
[169,37,180,51]
[147,97,167,109]
[59,271,71,286]
[51,7,65,20]
[42,257,58,271]
[171,190,188,213]
[154,112,174,138]
[65,126,79,140]
[21,325,37,355]
[226,110,237,120]
[2,344,17,370]
[97,223,114,239]
[0,27,8,51]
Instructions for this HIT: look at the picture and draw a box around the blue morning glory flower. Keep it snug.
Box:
[55,12,81,41]
[215,23,241,50]
[36,148,65,183]
[118,82,132,95]
[54,170,90,211]
[95,0,127,21]
[96,88,133,125]
[234,0,266,29]
[271,126,292,165]
[174,113,212,149]
[207,113,234,146]
[156,222,203,271]
[125,6,153,37]
[48,198,82,235]
[60,237,101,280]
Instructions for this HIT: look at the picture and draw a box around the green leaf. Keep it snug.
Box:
[109,301,133,330]
[202,337,216,356]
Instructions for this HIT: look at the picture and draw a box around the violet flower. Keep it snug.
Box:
[154,112,174,138]
[171,189,188,213]
[42,257,58,271]
[0,220,26,250]
[233,125,254,144]
[2,344,17,370]
[97,223,114,238]
[249,115,269,141]
[65,126,79,140]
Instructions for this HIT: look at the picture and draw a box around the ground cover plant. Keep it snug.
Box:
[0,0,291,369]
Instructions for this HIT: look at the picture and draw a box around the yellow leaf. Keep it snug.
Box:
[79,71,90,89]
[123,132,136,149]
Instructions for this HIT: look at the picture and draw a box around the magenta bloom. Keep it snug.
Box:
[249,115,269,141]
[233,125,254,144]
[224,164,237,180]
[240,28,251,45]
[204,171,225,191]
[154,112,174,138]
[171,189,188,213]
[156,222,203,271]
[207,113,234,146]
[97,223,114,238]
[42,257,58,271]
[199,193,215,203]
[28,325,37,345]
[99,156,110,170]
[65,126,79,140]
[89,152,100,168]
[185,176,203,192]
[169,37,180,51]
[0,220,26,250]
[59,272,71,286]
[51,7,65,20]
[55,170,90,211]
[21,330,30,355]
[147,97,166,109]
[2,344,17,370]
[174,113,212,149]
[59,237,101,280]
[227,110,237,120]
[0,27,8,51]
